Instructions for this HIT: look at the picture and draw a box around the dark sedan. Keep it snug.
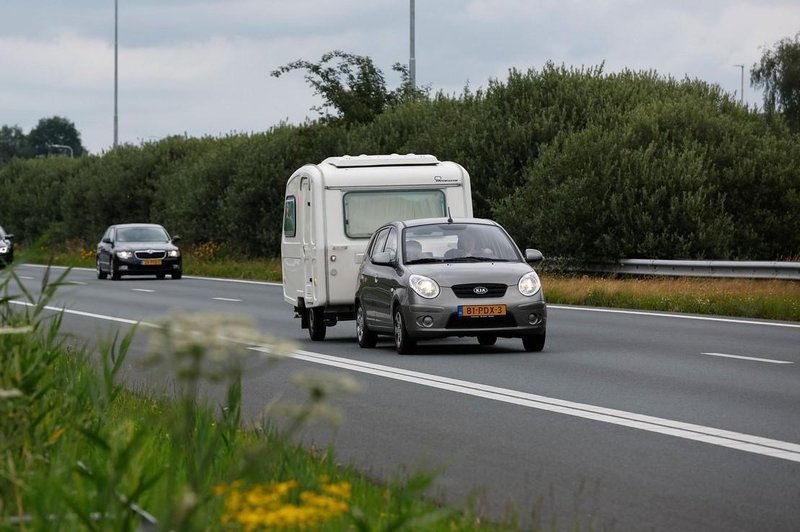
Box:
[0,226,13,266]
[355,217,547,354]
[96,223,182,280]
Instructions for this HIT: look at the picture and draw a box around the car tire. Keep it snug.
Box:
[393,307,416,354]
[96,257,107,280]
[308,306,326,341]
[110,260,121,281]
[522,331,546,352]
[171,271,182,280]
[356,302,378,348]
[477,334,497,346]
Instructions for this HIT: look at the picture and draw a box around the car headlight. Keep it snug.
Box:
[0,246,6,254]
[409,274,440,299]
[116,250,133,260]
[518,271,541,296]
[167,249,180,258]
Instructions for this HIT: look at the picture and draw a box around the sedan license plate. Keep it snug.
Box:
[458,304,506,318]
[142,259,162,266]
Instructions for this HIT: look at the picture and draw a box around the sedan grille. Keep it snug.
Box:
[134,250,166,260]
[452,283,507,299]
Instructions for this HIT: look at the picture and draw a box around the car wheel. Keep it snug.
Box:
[308,307,326,341]
[356,302,378,348]
[171,271,182,280]
[110,259,121,281]
[96,257,107,280]
[393,307,416,354]
[477,334,497,346]
[522,331,546,352]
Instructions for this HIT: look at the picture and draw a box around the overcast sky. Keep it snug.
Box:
[1,0,798,154]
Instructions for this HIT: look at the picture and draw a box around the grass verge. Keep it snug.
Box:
[0,267,516,530]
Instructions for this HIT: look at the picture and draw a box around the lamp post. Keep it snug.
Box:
[409,0,415,90]
[733,64,744,105]
[114,0,119,148]
[50,144,74,158]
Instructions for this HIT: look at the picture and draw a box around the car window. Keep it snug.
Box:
[384,228,398,255]
[369,228,390,260]
[404,223,521,262]
[117,226,170,243]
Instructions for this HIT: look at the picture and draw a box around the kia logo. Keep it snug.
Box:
[473,286,488,295]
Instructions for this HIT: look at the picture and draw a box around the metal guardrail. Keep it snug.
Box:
[584,259,800,280]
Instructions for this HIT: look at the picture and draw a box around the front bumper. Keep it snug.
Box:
[401,287,547,339]
[116,257,182,276]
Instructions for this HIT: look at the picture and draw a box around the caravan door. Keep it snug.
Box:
[300,176,318,307]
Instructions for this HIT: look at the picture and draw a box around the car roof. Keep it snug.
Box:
[112,223,166,229]
[398,217,500,229]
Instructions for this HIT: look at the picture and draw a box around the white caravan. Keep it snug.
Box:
[281,154,473,340]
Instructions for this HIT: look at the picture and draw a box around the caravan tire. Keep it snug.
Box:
[308,307,327,341]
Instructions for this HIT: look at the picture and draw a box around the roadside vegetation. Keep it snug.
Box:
[0,268,516,531]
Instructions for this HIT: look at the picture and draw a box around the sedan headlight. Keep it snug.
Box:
[518,271,541,296]
[167,249,180,258]
[116,250,133,260]
[409,274,440,299]
[0,246,7,254]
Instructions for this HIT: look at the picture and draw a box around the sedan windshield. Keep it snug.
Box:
[117,226,169,243]
[403,223,521,263]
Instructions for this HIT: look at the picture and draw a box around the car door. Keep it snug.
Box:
[98,227,114,270]
[372,227,399,328]
[359,227,390,327]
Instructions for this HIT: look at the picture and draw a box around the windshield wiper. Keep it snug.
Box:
[445,256,512,263]
[405,258,444,264]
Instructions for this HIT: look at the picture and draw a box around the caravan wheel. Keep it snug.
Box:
[308,307,327,341]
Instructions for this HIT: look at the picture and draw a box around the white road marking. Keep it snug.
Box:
[212,297,242,302]
[132,288,154,293]
[548,304,800,329]
[247,347,800,464]
[10,297,800,463]
[19,275,35,280]
[701,352,793,364]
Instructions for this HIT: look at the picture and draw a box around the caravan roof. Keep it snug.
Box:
[321,154,439,168]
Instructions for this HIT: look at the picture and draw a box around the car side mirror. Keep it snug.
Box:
[4,234,13,240]
[372,250,396,266]
[171,235,181,243]
[102,237,113,245]
[525,249,544,263]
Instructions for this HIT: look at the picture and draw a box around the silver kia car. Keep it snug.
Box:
[355,217,547,354]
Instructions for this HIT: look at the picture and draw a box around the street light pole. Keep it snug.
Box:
[409,0,416,90]
[114,0,119,148]
[733,64,744,105]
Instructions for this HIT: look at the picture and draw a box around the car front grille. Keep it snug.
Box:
[134,250,166,260]
[452,283,508,298]
[445,314,517,329]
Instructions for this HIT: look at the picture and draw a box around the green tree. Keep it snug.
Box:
[751,33,800,132]
[271,50,426,125]
[28,116,86,157]
[0,125,32,164]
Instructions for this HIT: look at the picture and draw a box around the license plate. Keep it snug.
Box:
[142,259,162,266]
[458,304,506,317]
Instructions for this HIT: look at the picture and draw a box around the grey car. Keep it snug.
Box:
[355,217,547,354]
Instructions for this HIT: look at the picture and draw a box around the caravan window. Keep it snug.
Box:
[283,196,296,237]
[343,190,446,238]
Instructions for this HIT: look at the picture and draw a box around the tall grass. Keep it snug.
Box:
[0,267,513,530]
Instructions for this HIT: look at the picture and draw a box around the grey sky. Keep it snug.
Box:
[1,1,797,153]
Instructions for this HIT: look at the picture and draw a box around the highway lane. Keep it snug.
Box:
[9,264,800,530]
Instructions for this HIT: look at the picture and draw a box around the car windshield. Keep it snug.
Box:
[403,223,521,264]
[116,226,169,243]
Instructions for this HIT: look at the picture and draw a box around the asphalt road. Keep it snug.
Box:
[9,264,800,531]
